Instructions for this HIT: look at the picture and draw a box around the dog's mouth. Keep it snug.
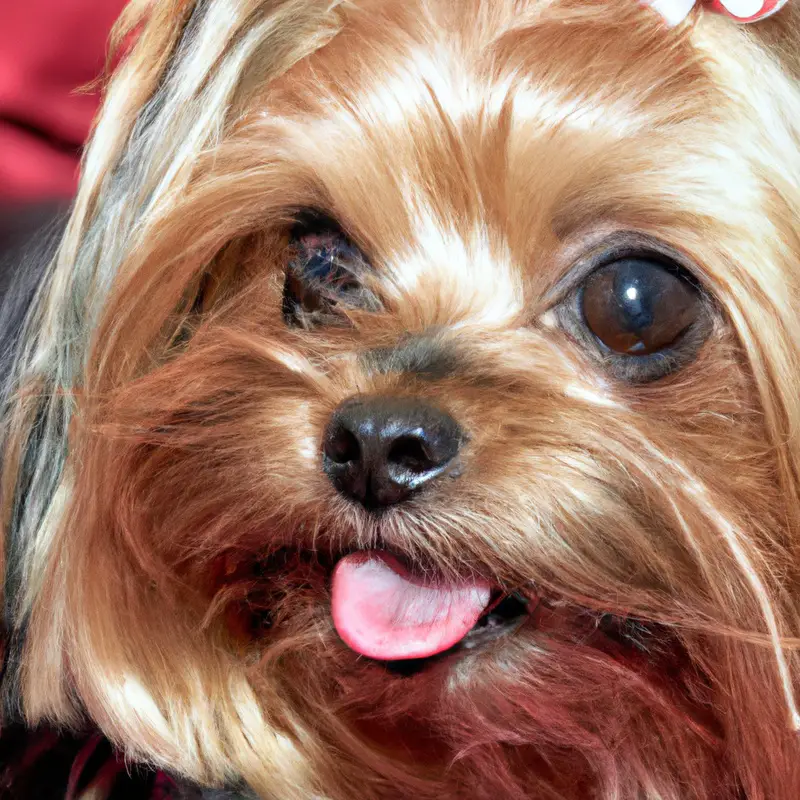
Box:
[330,550,528,663]
[217,546,666,673]
[327,552,672,676]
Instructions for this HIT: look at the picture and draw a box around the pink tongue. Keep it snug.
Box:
[331,551,492,661]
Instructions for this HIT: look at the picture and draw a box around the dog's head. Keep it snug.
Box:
[4,1,800,798]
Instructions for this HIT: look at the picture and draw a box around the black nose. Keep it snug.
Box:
[323,396,465,509]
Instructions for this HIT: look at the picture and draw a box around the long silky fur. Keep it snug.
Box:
[4,1,800,798]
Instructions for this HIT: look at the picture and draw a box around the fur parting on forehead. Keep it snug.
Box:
[509,83,642,136]
[348,44,508,129]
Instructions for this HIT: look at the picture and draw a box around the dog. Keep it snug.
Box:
[3,0,800,797]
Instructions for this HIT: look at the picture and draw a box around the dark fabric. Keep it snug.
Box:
[0,724,154,798]
[0,722,254,798]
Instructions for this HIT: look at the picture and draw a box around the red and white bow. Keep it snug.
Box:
[647,0,788,25]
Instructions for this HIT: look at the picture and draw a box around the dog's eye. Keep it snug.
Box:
[581,259,701,355]
[556,251,710,383]
[282,215,379,328]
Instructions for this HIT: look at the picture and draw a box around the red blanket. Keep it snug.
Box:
[0,0,127,201]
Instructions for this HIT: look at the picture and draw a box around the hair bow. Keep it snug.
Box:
[647,0,788,26]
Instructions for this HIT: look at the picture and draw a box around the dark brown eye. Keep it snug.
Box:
[581,258,701,355]
[282,213,379,328]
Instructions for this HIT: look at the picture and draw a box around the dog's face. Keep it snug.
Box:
[7,0,800,798]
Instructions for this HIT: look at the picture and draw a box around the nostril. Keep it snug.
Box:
[323,396,465,508]
[387,435,432,473]
[325,427,361,464]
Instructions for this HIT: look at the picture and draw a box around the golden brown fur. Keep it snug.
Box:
[4,0,800,797]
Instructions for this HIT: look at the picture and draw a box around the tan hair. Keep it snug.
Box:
[5,1,800,797]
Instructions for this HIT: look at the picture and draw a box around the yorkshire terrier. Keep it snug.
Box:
[3,0,800,798]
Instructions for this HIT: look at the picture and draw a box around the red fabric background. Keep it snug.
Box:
[0,0,127,201]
